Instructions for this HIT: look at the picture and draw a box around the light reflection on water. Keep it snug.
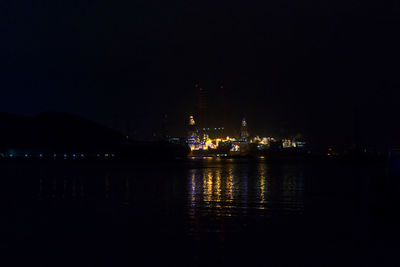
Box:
[34,160,304,219]
[14,159,387,267]
[187,160,304,220]
[33,159,304,227]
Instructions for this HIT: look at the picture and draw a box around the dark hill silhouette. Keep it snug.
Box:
[0,112,124,152]
[0,112,190,159]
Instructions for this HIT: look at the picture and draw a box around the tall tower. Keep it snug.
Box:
[196,83,208,129]
[219,83,227,134]
[240,118,249,141]
[187,115,199,150]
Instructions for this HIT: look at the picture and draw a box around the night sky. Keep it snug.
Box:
[2,1,400,151]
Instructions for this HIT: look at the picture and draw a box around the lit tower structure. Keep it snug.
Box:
[196,83,208,130]
[187,115,199,150]
[240,118,249,142]
[219,83,227,136]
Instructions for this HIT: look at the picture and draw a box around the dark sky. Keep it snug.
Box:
[1,0,400,151]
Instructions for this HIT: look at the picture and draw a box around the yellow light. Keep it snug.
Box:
[226,167,233,204]
[259,163,266,205]
[214,169,222,215]
[189,115,195,125]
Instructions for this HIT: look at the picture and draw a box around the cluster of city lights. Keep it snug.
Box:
[187,115,305,152]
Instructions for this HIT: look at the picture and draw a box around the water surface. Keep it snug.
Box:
[9,158,398,266]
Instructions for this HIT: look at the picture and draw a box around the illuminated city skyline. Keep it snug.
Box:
[186,114,305,154]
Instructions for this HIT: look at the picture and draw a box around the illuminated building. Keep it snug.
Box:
[240,118,249,141]
[189,115,195,126]
[187,115,200,150]
[185,112,305,155]
[282,138,306,148]
[231,144,240,152]
[282,139,292,148]
[295,141,306,147]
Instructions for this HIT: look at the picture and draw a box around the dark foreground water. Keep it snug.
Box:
[7,158,400,266]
